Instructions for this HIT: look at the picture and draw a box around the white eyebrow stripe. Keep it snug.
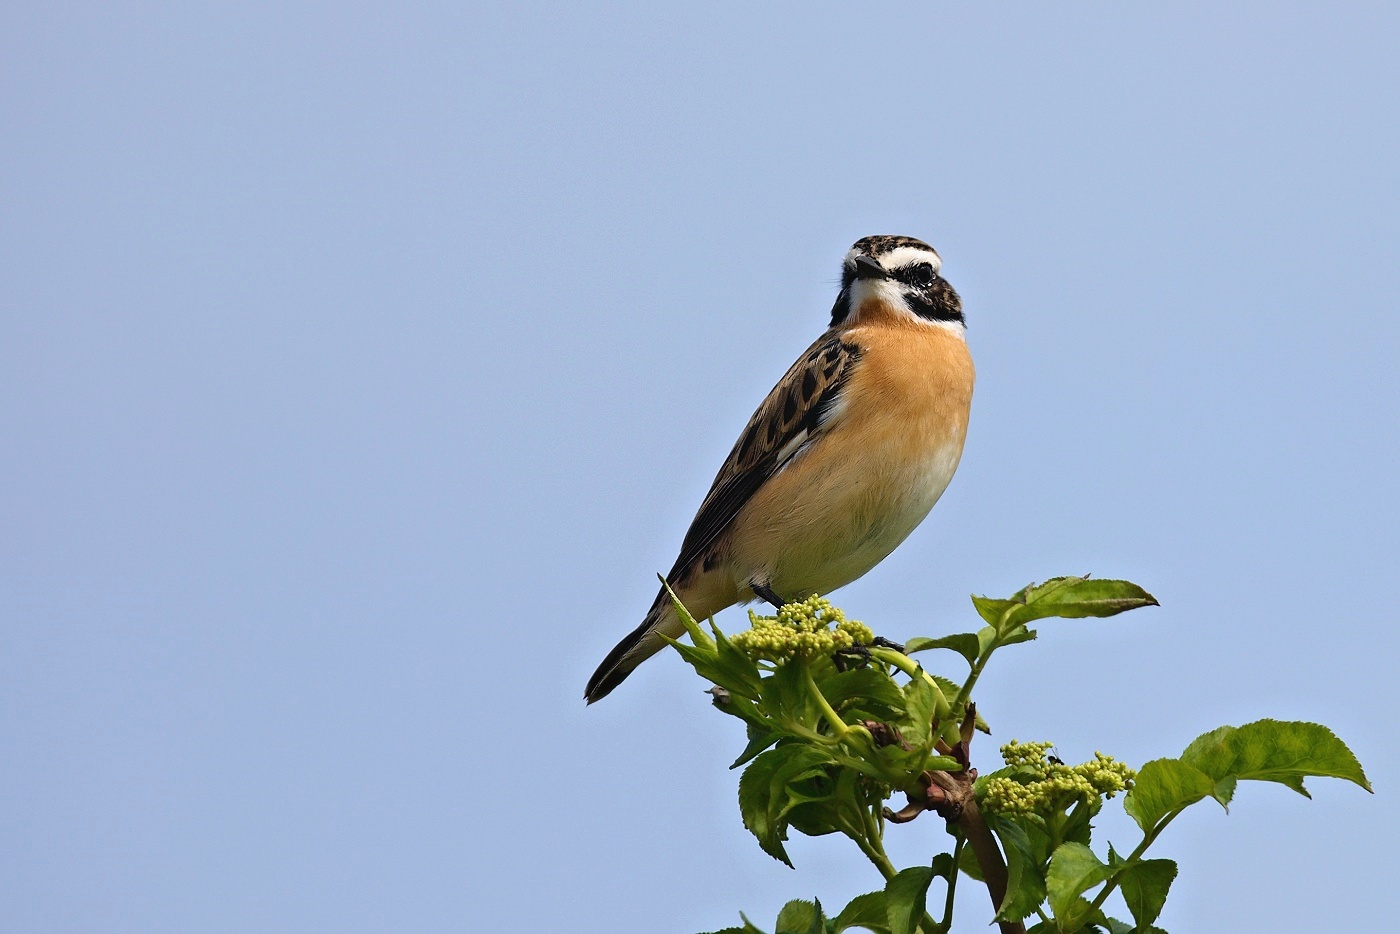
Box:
[878,246,941,271]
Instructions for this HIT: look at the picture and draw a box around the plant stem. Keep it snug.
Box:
[950,786,1025,934]
[941,834,965,929]
[853,807,898,879]
[848,806,945,934]
[869,647,951,721]
[803,663,850,738]
[1087,808,1184,914]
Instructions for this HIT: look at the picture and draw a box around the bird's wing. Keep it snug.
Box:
[667,332,859,580]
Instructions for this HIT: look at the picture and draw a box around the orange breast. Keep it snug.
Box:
[726,311,975,596]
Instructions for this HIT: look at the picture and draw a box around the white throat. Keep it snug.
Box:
[847,279,966,338]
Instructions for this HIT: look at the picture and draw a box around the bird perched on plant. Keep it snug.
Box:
[585,235,974,703]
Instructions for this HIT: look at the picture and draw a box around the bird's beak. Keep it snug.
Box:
[851,255,887,280]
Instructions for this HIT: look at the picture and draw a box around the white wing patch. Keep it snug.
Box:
[773,428,810,467]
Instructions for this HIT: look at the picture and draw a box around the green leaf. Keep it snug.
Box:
[699,915,767,934]
[782,765,854,839]
[1179,719,1372,799]
[832,891,891,933]
[1093,918,1166,934]
[986,813,1047,922]
[883,866,935,934]
[1061,797,1098,848]
[1119,858,1176,929]
[1122,758,1218,833]
[971,595,1015,626]
[904,633,980,666]
[977,577,1158,631]
[820,667,907,721]
[731,723,783,770]
[975,625,999,655]
[774,898,825,934]
[1054,896,1098,933]
[930,851,955,880]
[898,672,940,749]
[957,839,985,881]
[712,622,765,699]
[1178,724,1236,804]
[761,660,818,729]
[999,626,1038,646]
[663,578,715,650]
[1045,842,1113,921]
[738,745,833,865]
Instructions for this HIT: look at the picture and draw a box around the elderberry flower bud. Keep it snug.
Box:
[730,594,872,661]
[980,741,1137,818]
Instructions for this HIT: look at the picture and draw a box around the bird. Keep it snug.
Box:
[585,235,974,703]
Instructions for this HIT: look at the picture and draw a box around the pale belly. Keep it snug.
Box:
[728,431,966,600]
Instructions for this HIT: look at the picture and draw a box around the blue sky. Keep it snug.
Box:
[2,3,1396,931]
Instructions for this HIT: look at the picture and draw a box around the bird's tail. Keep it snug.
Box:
[584,586,682,704]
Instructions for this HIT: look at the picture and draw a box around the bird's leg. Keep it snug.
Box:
[750,581,786,610]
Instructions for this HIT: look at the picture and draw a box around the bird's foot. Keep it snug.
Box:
[750,581,786,610]
[871,635,906,654]
[832,644,872,672]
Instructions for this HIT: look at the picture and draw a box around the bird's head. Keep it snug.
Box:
[830,235,963,331]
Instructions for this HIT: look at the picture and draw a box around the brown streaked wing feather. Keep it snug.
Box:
[666,333,859,581]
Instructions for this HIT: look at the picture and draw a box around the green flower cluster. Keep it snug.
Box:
[981,741,1136,817]
[730,595,874,662]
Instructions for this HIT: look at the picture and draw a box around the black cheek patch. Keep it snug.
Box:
[828,288,852,327]
[908,280,964,323]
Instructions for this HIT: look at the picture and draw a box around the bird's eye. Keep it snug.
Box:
[903,263,936,288]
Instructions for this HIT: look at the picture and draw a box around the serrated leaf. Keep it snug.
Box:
[774,898,825,934]
[1119,858,1176,929]
[700,915,767,934]
[821,667,907,720]
[1061,796,1097,848]
[782,766,852,839]
[738,745,834,865]
[663,633,718,675]
[1045,842,1113,921]
[957,838,985,881]
[1123,758,1218,833]
[1180,725,1243,807]
[731,723,783,770]
[898,672,940,749]
[926,672,961,705]
[983,577,1158,631]
[1179,719,1371,798]
[1055,895,1099,933]
[883,866,935,934]
[976,625,998,655]
[712,622,765,699]
[930,851,955,880]
[832,891,891,933]
[971,595,1015,626]
[999,626,1038,646]
[1087,920,1167,934]
[761,660,817,729]
[904,633,980,666]
[986,813,1046,922]
[662,578,714,650]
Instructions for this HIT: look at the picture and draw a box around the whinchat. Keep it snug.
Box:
[586,236,974,703]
